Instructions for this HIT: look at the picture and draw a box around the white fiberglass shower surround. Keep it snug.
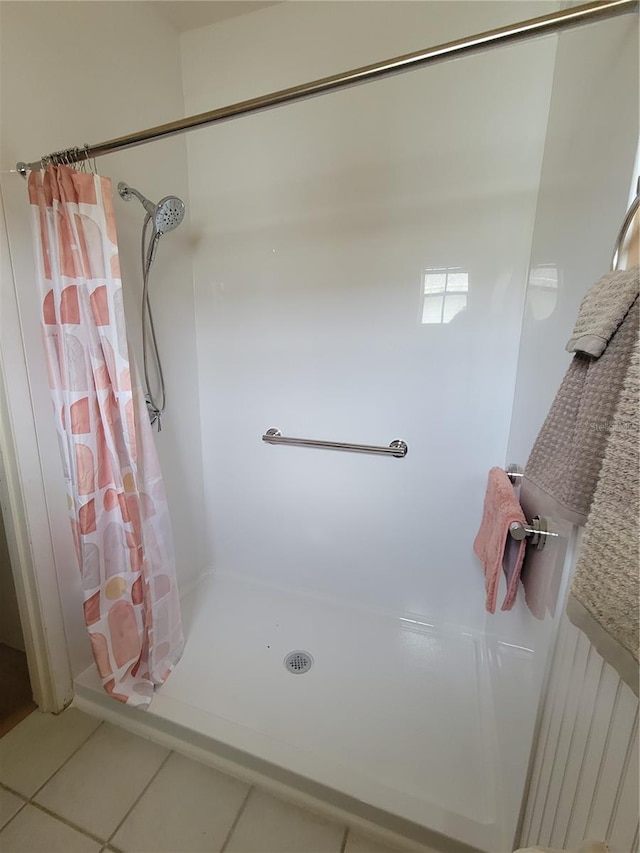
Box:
[2,2,638,853]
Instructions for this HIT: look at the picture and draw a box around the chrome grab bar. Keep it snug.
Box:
[262,428,408,458]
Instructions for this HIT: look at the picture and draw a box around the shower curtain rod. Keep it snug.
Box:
[16,0,638,175]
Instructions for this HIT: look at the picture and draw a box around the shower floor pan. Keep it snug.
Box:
[75,572,510,851]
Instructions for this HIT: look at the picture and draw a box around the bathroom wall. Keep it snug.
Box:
[181,0,559,629]
[0,1,207,679]
[493,15,638,848]
[507,12,639,469]
[496,0,638,700]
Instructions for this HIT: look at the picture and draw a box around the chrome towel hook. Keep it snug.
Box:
[503,464,558,550]
[509,515,559,551]
[505,463,524,484]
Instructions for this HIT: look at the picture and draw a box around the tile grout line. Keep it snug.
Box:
[1,718,170,850]
[0,781,29,801]
[28,800,107,846]
[105,748,174,847]
[30,719,105,801]
[0,789,29,835]
[4,721,385,853]
[219,784,254,853]
[0,719,106,843]
[340,826,349,853]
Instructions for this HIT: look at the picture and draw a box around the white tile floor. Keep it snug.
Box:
[0,709,417,853]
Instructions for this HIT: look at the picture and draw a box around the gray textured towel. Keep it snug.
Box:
[566,267,639,357]
[567,337,639,695]
[524,297,638,525]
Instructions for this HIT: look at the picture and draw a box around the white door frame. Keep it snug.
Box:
[0,183,73,713]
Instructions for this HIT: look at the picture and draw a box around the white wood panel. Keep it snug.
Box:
[540,630,591,845]
[520,615,639,853]
[608,721,639,852]
[524,617,580,841]
[549,643,604,847]
[565,664,622,847]
[586,687,638,843]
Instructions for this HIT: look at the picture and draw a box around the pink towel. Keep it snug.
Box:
[474,467,528,613]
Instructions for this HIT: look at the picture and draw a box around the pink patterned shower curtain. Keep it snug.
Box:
[28,165,184,708]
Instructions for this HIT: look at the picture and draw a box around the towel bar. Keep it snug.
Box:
[509,515,558,551]
[262,428,408,458]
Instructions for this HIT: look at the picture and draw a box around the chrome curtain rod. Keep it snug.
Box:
[17,0,637,175]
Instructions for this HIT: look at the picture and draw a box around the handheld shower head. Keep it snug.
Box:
[117,182,185,235]
[154,196,185,235]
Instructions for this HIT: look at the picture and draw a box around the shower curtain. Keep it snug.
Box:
[27,165,184,708]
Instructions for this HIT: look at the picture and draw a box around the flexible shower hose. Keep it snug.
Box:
[140,214,166,431]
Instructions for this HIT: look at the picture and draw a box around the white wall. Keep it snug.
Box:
[181,0,559,630]
[496,0,638,727]
[0,1,207,680]
[508,12,639,468]
[496,15,638,849]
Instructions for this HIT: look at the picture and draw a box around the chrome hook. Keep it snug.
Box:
[509,515,559,551]
[83,144,97,175]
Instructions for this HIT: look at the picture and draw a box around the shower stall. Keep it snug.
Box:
[0,2,637,852]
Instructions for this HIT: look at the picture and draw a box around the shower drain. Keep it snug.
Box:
[284,650,313,674]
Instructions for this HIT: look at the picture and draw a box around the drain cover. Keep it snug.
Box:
[284,650,313,674]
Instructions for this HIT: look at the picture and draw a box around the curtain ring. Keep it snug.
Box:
[86,145,98,175]
[83,144,93,174]
[83,144,97,175]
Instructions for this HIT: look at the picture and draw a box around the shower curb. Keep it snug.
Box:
[73,677,484,853]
